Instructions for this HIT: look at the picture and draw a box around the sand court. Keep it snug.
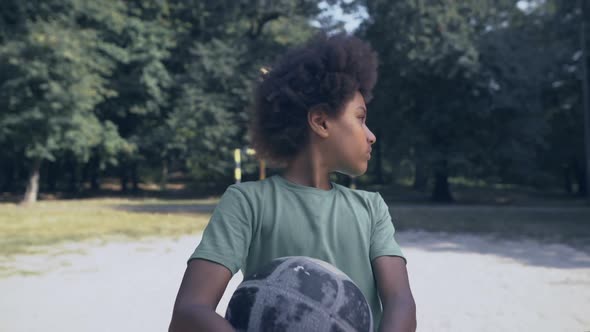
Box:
[1,231,588,332]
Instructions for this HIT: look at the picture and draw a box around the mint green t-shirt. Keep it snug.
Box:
[189,174,405,329]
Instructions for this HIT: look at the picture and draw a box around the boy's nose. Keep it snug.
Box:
[367,128,376,145]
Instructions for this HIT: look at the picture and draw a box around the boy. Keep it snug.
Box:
[169,34,416,332]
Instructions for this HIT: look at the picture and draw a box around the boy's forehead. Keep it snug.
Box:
[349,92,366,109]
[330,91,366,117]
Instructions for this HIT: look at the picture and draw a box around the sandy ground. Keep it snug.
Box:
[1,231,589,332]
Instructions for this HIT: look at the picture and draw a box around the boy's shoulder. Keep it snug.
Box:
[220,176,275,205]
[333,182,379,199]
[225,176,274,195]
[335,184,388,216]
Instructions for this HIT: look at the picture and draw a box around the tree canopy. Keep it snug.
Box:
[0,0,587,203]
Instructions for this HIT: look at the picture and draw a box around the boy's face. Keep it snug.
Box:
[325,91,376,176]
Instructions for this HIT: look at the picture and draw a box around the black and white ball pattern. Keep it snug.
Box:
[225,256,373,332]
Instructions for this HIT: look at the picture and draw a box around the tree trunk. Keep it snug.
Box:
[564,165,573,194]
[120,163,128,192]
[574,158,588,196]
[90,156,100,191]
[160,158,168,191]
[68,159,79,193]
[22,159,41,204]
[131,162,139,192]
[413,153,428,191]
[413,164,428,191]
[431,160,453,203]
[0,160,5,192]
[81,160,90,191]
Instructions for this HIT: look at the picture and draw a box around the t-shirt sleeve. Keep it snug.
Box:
[369,192,406,264]
[188,185,254,274]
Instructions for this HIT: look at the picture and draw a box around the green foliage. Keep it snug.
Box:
[1,0,585,202]
[0,0,329,197]
[360,0,583,200]
[0,1,122,165]
[362,0,493,200]
[157,0,322,179]
[533,1,588,194]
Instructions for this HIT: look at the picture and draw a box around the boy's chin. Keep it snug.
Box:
[335,165,367,177]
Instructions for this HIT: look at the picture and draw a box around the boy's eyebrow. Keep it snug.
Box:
[357,106,367,114]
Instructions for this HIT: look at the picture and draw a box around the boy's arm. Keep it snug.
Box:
[169,259,235,332]
[372,256,416,332]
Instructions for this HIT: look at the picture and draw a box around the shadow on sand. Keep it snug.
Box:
[397,230,590,270]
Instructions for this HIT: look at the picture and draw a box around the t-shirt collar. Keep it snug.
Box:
[273,174,337,196]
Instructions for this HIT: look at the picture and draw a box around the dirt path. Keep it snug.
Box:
[1,231,589,332]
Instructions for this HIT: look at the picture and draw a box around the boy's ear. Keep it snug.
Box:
[307,105,330,138]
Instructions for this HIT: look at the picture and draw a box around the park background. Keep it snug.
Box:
[1,1,589,331]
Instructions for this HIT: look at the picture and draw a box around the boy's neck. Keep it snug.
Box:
[282,147,332,191]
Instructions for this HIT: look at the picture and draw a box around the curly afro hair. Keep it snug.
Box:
[249,33,378,166]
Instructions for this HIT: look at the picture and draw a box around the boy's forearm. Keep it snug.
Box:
[169,303,235,332]
[379,295,417,332]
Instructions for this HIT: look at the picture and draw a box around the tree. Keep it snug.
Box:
[0,0,374,199]
[532,0,590,196]
[0,0,127,202]
[156,0,323,185]
[362,0,489,201]
[92,0,175,191]
[361,0,551,201]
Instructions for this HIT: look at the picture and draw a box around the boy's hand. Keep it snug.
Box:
[372,256,416,332]
[169,259,235,332]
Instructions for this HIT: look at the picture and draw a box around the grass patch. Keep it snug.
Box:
[0,198,214,256]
